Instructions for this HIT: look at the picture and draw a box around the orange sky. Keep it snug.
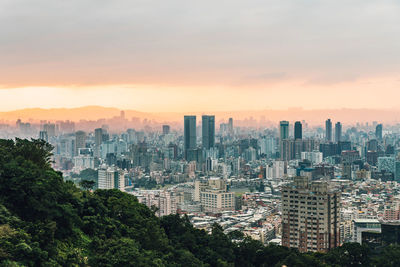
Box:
[1,77,399,112]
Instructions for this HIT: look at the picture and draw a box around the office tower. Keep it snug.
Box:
[39,131,48,142]
[335,122,342,142]
[184,116,197,160]
[228,118,233,134]
[202,115,215,150]
[376,124,383,140]
[280,121,290,160]
[294,121,302,140]
[75,131,87,156]
[378,157,396,173]
[281,139,295,161]
[325,119,332,142]
[282,176,341,252]
[280,121,289,141]
[43,123,56,137]
[94,128,103,157]
[95,128,103,147]
[162,125,170,135]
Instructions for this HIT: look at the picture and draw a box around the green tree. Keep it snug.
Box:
[80,180,95,190]
[321,243,371,267]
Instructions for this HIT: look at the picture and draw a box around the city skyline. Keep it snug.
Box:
[3,0,400,264]
[1,106,400,126]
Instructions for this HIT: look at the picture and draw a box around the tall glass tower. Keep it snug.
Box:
[325,119,332,142]
[202,115,215,150]
[294,121,302,140]
[184,116,197,159]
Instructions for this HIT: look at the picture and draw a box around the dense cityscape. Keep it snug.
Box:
[2,0,400,265]
[2,112,400,254]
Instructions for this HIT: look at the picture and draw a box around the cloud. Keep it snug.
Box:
[304,73,360,86]
[0,0,399,88]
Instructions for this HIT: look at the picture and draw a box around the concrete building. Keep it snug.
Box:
[282,176,341,252]
[98,166,125,190]
[352,219,381,244]
[194,178,234,213]
[201,189,235,213]
[75,131,86,156]
[135,190,177,217]
[378,157,395,174]
[301,151,323,165]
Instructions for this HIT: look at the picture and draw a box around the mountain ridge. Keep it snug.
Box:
[1,106,400,125]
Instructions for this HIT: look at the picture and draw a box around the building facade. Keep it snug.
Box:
[282,176,341,252]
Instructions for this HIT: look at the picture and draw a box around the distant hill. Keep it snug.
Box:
[1,106,400,125]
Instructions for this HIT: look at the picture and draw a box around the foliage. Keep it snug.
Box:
[0,139,397,266]
[80,180,95,190]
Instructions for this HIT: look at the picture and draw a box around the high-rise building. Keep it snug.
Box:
[294,121,302,140]
[202,115,215,150]
[282,176,341,252]
[184,116,197,160]
[43,123,56,137]
[280,121,289,141]
[281,139,295,161]
[376,124,383,140]
[39,131,48,142]
[94,128,103,157]
[280,121,290,160]
[95,128,103,147]
[335,122,342,142]
[378,157,396,174]
[228,118,233,134]
[325,119,332,142]
[98,167,125,190]
[75,131,86,156]
[162,125,170,135]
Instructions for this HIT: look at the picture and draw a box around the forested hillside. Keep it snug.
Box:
[0,139,399,266]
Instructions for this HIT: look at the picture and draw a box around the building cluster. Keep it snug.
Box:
[5,113,400,252]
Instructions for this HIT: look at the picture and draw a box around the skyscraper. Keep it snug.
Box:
[98,167,124,190]
[280,121,289,141]
[184,116,197,160]
[202,115,215,150]
[294,121,302,140]
[94,128,103,157]
[280,121,290,161]
[335,122,342,142]
[75,131,86,156]
[282,176,341,252]
[228,118,233,134]
[39,131,48,142]
[162,125,170,135]
[326,119,332,142]
[376,124,383,140]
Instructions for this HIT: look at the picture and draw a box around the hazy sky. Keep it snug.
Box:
[1,0,399,111]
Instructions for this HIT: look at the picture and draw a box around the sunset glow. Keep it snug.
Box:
[1,0,399,114]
